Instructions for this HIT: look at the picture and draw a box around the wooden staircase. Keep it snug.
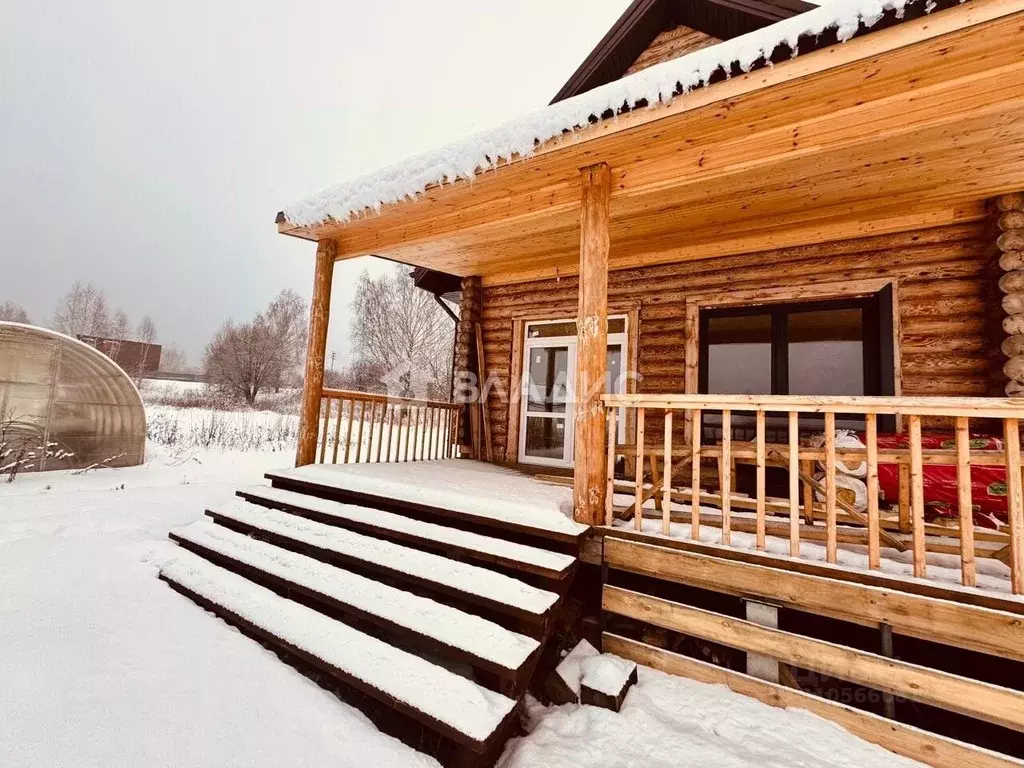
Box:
[159,476,583,767]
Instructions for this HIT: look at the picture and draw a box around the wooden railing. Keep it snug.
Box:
[315,388,460,465]
[601,393,1024,595]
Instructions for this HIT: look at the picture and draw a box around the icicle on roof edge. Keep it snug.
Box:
[283,0,919,229]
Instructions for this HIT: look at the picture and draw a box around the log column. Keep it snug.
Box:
[997,193,1024,395]
[453,276,482,457]
[295,239,336,467]
[573,163,612,525]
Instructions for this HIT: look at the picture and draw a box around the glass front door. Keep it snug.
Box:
[519,317,627,467]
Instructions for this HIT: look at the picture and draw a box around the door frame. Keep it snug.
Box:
[517,315,629,468]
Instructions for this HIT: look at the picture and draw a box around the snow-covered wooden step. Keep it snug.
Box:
[206,499,560,627]
[169,520,541,689]
[266,462,588,545]
[237,485,577,581]
[159,549,520,752]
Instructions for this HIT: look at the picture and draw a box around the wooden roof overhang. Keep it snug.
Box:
[279,0,1024,287]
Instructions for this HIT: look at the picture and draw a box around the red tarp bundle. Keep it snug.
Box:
[856,431,1009,529]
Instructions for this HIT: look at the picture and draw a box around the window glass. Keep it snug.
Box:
[526,346,568,412]
[524,416,566,458]
[788,309,864,395]
[706,314,772,395]
[606,345,623,394]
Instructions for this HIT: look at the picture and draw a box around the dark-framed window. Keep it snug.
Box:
[697,287,896,438]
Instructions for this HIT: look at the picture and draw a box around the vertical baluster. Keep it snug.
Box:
[691,408,701,541]
[788,411,800,557]
[824,412,837,564]
[420,406,429,460]
[444,411,452,460]
[955,416,975,587]
[1003,418,1023,594]
[318,396,331,463]
[439,407,447,459]
[606,407,617,526]
[898,463,912,534]
[634,407,646,532]
[385,404,396,462]
[721,409,731,546]
[403,405,412,462]
[429,407,438,460]
[376,403,387,462]
[663,410,673,536]
[330,398,345,464]
[433,408,442,460]
[755,409,766,551]
[866,413,880,570]
[413,407,423,461]
[343,399,355,464]
[354,400,367,463]
[908,414,926,578]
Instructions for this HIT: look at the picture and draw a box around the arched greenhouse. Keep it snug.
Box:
[0,322,145,473]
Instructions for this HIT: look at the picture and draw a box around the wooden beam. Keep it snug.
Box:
[603,634,1024,768]
[601,536,1024,662]
[603,586,1024,731]
[295,239,335,467]
[573,162,612,525]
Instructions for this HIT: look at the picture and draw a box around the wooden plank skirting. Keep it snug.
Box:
[603,586,1024,732]
[601,537,1024,662]
[603,634,1024,768]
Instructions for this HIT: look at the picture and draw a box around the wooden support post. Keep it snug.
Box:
[909,415,927,579]
[295,239,335,467]
[606,408,617,526]
[1003,418,1024,593]
[663,410,673,536]
[721,410,732,546]
[880,623,896,720]
[787,412,800,557]
[634,408,646,532]
[866,414,881,570]
[755,409,766,551]
[691,409,702,541]
[824,412,837,564]
[955,417,976,587]
[573,162,611,526]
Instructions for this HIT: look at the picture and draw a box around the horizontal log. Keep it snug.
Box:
[997,192,1024,212]
[603,586,1024,731]
[601,538,1024,661]
[603,634,1024,768]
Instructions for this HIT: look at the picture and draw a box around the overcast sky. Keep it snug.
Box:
[0,0,628,367]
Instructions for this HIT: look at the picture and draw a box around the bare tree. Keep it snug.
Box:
[204,290,308,405]
[110,309,131,340]
[51,281,112,337]
[0,301,30,324]
[159,345,189,374]
[133,315,158,377]
[350,266,454,399]
[262,289,307,389]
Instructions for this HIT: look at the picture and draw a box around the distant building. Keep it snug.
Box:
[77,335,162,376]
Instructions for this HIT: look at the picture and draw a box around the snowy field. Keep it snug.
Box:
[0,405,924,767]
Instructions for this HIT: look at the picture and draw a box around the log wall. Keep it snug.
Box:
[480,221,1000,462]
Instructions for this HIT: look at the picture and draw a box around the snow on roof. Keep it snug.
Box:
[283,0,923,228]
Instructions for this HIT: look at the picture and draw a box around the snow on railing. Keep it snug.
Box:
[602,393,1024,594]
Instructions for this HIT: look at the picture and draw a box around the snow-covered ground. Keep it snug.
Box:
[0,405,924,767]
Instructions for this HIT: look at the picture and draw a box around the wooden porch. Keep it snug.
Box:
[271,0,1024,763]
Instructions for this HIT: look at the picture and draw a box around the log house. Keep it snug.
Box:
[166,1,1024,764]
